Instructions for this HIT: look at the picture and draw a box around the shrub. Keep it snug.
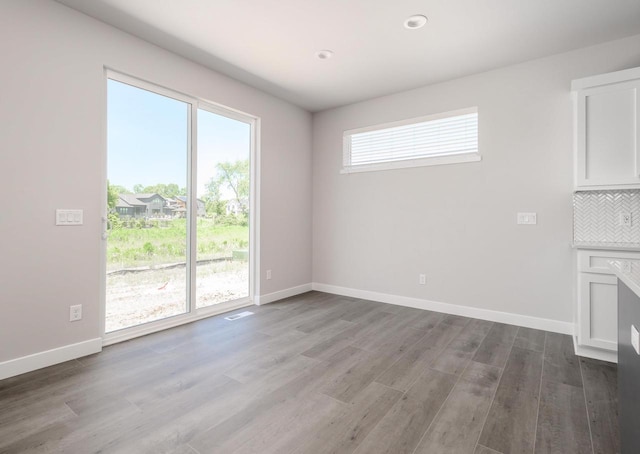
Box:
[143,242,155,256]
[107,212,123,230]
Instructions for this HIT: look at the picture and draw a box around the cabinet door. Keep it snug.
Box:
[578,273,618,351]
[576,80,640,188]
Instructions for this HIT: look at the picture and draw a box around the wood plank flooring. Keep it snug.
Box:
[0,291,619,454]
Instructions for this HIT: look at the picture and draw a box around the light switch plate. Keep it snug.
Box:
[517,212,537,225]
[56,209,83,226]
[632,325,640,355]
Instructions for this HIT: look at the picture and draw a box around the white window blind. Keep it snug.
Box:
[343,107,479,173]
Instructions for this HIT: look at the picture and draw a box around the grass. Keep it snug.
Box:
[107,218,248,271]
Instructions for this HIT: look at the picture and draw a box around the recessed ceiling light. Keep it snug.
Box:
[316,50,334,60]
[404,14,428,30]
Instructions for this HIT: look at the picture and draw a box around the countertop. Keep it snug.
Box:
[609,260,640,297]
[572,241,640,252]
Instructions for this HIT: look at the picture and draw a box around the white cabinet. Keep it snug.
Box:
[576,249,640,362]
[573,67,640,189]
[578,272,618,351]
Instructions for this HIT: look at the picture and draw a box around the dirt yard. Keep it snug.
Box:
[106,260,248,332]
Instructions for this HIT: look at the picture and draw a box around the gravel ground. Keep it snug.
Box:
[106,260,248,332]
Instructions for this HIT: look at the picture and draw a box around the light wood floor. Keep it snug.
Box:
[0,292,619,454]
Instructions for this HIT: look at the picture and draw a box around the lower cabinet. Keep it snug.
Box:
[576,249,640,362]
[578,272,618,351]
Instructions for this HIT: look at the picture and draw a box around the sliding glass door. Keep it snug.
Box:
[196,108,251,308]
[104,72,254,338]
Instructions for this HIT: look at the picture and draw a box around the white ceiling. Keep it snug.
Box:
[56,0,640,112]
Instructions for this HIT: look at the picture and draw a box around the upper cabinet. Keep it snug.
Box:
[573,67,640,190]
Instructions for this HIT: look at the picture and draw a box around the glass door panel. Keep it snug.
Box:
[196,108,251,308]
[106,79,189,333]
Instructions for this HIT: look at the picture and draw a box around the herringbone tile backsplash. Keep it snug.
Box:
[574,190,640,243]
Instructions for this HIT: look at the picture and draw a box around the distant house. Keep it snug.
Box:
[226,198,249,215]
[115,193,206,218]
[115,193,170,218]
[176,195,207,217]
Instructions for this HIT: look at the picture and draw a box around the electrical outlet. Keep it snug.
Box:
[419,274,426,285]
[266,269,272,280]
[619,212,632,227]
[69,304,82,322]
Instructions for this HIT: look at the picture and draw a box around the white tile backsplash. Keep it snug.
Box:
[574,190,640,243]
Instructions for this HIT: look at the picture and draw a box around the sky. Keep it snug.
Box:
[107,79,250,198]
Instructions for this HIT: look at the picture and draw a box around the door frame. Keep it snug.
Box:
[101,68,260,346]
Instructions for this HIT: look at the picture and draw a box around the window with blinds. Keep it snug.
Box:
[342,107,480,173]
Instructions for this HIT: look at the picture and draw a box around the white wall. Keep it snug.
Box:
[0,0,312,363]
[312,34,640,326]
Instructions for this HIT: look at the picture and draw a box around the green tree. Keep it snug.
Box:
[205,199,226,217]
[106,181,128,230]
[107,181,130,210]
[131,183,187,198]
[203,176,222,216]
[204,159,249,215]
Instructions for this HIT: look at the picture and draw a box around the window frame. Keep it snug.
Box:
[341,107,481,174]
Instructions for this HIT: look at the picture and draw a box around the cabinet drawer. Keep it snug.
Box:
[578,250,640,274]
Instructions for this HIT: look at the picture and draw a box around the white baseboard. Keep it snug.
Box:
[0,338,102,381]
[256,283,313,305]
[312,282,574,335]
[2,284,313,380]
[0,283,578,381]
[572,336,617,363]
